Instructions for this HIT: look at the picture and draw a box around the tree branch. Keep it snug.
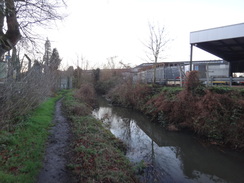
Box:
[0,0,4,35]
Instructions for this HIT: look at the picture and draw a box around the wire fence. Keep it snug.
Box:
[0,68,59,131]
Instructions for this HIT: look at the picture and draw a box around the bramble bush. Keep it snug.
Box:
[74,83,97,108]
[107,81,152,110]
[144,71,244,150]
[101,70,244,150]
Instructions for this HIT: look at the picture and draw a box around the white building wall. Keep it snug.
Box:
[208,64,229,77]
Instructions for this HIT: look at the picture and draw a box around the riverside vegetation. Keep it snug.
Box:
[103,71,244,151]
[0,93,62,183]
[1,68,243,182]
[62,85,138,183]
[0,87,138,183]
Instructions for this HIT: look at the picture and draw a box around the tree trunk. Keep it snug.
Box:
[25,54,32,72]
[153,56,157,84]
[0,0,4,36]
[0,0,21,57]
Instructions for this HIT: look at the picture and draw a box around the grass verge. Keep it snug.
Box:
[0,94,62,183]
[62,90,138,183]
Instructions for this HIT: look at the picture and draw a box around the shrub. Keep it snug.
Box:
[184,71,206,96]
[102,70,244,150]
[0,71,59,131]
[62,90,92,117]
[74,83,97,108]
[107,82,152,110]
[143,79,244,149]
[184,71,200,91]
[209,86,232,94]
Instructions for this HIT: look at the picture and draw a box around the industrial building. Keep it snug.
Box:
[132,60,230,85]
[190,23,244,75]
[133,23,244,86]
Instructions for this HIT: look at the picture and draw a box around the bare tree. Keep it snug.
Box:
[103,56,127,69]
[0,0,66,57]
[0,0,21,56]
[144,22,170,83]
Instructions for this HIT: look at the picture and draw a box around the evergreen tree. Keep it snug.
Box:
[50,48,61,71]
[93,68,100,83]
[43,38,52,66]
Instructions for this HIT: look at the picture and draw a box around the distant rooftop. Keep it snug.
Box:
[133,60,227,70]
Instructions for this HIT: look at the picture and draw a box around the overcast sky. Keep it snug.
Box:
[42,0,244,69]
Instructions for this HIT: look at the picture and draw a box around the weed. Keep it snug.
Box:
[209,86,232,94]
[74,83,97,107]
[107,82,152,110]
[133,160,147,175]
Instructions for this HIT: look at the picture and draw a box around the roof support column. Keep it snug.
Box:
[190,44,193,71]
[229,62,232,77]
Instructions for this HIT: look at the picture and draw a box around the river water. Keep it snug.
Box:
[92,97,244,183]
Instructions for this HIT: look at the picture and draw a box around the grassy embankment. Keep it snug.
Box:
[62,85,138,183]
[106,71,244,151]
[0,93,62,183]
[0,85,138,183]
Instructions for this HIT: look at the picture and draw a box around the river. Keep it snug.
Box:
[92,97,244,183]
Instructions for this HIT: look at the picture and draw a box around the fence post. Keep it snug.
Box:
[178,64,183,87]
[210,77,213,86]
[229,77,232,87]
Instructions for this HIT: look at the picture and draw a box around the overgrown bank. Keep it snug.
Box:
[104,71,244,151]
[62,86,138,183]
[0,94,61,183]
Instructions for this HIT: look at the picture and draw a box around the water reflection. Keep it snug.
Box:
[93,97,244,183]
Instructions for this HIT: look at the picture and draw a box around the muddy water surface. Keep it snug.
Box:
[93,97,244,183]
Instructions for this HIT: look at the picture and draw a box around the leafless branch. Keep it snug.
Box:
[0,0,66,57]
[142,22,171,83]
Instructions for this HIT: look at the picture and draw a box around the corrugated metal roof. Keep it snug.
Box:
[190,23,244,43]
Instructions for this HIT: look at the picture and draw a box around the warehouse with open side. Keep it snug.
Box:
[190,23,244,75]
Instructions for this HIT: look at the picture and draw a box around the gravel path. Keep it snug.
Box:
[37,99,73,183]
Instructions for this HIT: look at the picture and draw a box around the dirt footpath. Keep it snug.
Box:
[37,99,73,183]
